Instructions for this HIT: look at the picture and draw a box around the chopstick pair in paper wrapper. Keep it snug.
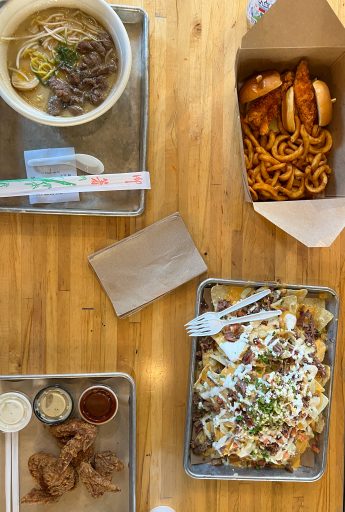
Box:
[0,172,151,198]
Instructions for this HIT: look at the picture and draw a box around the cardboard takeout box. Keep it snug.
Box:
[236,0,345,247]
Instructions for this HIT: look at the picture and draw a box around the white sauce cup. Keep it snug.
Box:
[0,392,32,432]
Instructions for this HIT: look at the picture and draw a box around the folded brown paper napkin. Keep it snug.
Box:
[88,212,207,317]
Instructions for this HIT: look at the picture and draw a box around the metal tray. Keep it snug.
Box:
[0,4,148,216]
[0,372,136,511]
[184,278,339,482]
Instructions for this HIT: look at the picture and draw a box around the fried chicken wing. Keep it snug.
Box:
[70,444,95,468]
[24,452,77,503]
[28,452,55,489]
[93,451,124,479]
[79,461,121,498]
[22,420,124,504]
[294,59,317,134]
[21,488,59,505]
[50,419,97,471]
[41,460,77,496]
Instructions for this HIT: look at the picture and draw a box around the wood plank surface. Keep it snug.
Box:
[0,0,344,511]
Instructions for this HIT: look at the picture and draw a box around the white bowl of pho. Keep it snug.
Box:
[0,0,132,126]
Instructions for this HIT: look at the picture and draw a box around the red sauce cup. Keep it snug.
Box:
[78,385,118,425]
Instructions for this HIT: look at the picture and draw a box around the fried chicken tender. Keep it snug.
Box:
[79,461,121,498]
[21,488,59,505]
[50,418,97,471]
[93,451,124,479]
[294,59,317,134]
[246,71,295,135]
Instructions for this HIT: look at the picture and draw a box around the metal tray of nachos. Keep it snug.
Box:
[0,372,136,511]
[184,278,339,482]
[0,4,148,216]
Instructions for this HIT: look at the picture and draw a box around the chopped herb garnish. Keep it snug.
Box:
[235,415,243,422]
[55,44,79,67]
[257,353,270,364]
[249,425,261,435]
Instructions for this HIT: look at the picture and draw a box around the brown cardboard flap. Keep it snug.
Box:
[254,199,345,247]
[242,0,345,49]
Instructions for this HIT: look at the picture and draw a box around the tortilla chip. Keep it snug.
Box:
[272,295,298,314]
[310,379,324,394]
[316,394,328,415]
[302,297,326,309]
[210,285,250,309]
[302,304,333,331]
[316,365,331,387]
[315,339,327,362]
[314,414,325,434]
[286,289,308,302]
[194,365,214,389]
[211,285,231,309]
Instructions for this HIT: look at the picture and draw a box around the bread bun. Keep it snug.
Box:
[282,86,295,133]
[239,70,282,104]
[313,80,333,126]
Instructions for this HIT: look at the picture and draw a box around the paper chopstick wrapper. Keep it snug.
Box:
[88,212,207,317]
[0,172,151,197]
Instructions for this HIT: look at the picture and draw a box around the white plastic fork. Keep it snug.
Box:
[186,309,282,337]
[185,288,271,327]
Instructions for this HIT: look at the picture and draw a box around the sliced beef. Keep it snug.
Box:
[216,300,231,312]
[297,308,318,346]
[85,63,117,78]
[313,356,326,378]
[82,51,103,68]
[235,381,247,396]
[77,39,108,56]
[67,69,82,86]
[199,337,216,353]
[68,105,84,116]
[272,342,283,357]
[241,348,254,364]
[48,77,72,103]
[47,96,64,116]
[48,35,117,115]
[265,443,279,455]
[98,33,113,51]
[77,41,95,54]
[86,90,105,105]
[82,76,107,91]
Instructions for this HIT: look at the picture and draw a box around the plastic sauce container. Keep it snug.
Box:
[0,392,32,432]
[33,386,73,425]
[79,385,118,425]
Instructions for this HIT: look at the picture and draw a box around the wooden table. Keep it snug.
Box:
[0,0,344,510]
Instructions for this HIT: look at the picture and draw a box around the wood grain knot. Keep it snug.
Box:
[192,21,202,37]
